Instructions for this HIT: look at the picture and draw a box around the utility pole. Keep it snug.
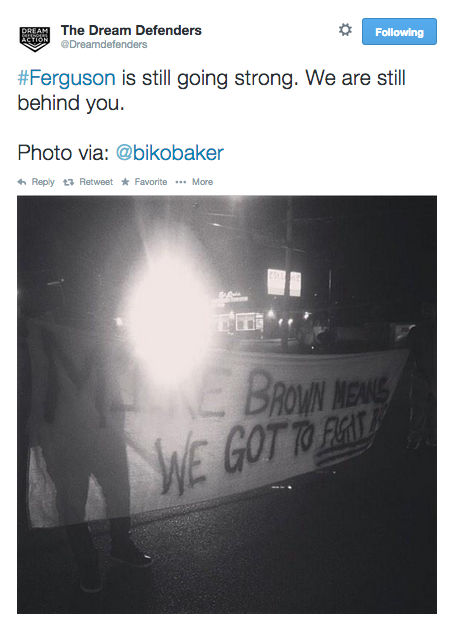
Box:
[281,199,293,352]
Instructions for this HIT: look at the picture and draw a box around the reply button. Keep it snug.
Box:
[362,18,437,45]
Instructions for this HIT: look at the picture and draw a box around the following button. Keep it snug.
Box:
[362,18,437,45]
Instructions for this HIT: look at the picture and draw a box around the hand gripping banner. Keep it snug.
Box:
[25,319,408,528]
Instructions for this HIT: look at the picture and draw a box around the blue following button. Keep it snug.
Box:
[362,18,437,45]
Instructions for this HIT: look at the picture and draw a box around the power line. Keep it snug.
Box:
[205,220,328,258]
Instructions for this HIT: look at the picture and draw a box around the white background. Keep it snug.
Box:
[4,0,449,622]
[6,1,449,195]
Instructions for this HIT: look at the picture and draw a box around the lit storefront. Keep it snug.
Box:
[211,290,265,338]
[211,291,305,341]
[210,269,305,340]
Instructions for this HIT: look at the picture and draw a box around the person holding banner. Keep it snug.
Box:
[406,302,437,450]
[27,317,152,594]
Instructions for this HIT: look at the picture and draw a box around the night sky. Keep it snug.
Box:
[17,196,436,322]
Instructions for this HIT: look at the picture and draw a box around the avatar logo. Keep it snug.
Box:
[20,27,50,52]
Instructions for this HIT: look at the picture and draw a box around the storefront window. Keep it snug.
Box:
[213,314,230,332]
[236,313,256,331]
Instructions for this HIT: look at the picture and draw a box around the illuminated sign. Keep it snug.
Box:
[211,290,249,307]
[267,269,301,297]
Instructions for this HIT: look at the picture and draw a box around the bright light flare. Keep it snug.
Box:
[127,250,212,387]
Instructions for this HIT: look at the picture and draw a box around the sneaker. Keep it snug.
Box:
[406,437,422,451]
[109,538,152,568]
[77,551,102,593]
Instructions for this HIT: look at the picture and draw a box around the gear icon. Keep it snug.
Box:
[339,23,352,36]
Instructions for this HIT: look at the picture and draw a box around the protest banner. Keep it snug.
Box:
[25,319,408,528]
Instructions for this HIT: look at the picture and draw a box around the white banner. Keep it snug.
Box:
[25,319,408,528]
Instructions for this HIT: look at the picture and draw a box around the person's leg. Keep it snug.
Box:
[63,497,102,593]
[95,433,152,567]
[66,521,95,557]
[93,432,131,521]
[52,469,101,593]
[108,520,152,567]
[66,523,102,593]
[109,516,131,545]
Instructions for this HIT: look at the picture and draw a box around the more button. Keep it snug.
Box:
[362,18,437,45]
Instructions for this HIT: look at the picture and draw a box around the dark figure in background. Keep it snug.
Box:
[60,367,153,595]
[27,312,152,595]
[406,302,437,450]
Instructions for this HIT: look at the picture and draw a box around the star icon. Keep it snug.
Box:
[121,178,129,186]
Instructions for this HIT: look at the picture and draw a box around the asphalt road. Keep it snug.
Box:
[17,369,436,614]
